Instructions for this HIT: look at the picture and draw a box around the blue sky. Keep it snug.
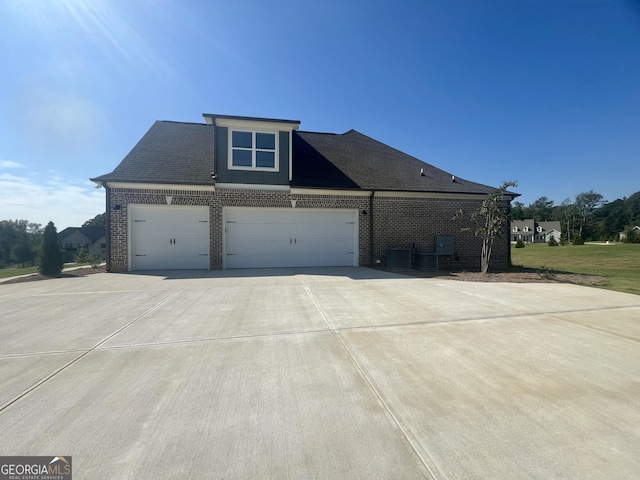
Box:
[1,0,639,229]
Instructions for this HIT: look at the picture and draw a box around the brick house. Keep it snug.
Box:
[91,114,517,272]
[58,226,106,262]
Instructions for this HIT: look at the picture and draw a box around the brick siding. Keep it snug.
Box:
[107,187,508,272]
[372,196,508,269]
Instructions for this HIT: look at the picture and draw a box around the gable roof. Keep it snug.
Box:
[91,121,215,186]
[92,119,515,197]
[58,226,105,243]
[292,130,500,194]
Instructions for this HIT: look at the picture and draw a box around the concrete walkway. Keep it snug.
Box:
[1,267,639,479]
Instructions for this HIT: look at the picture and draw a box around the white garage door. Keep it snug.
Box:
[224,207,358,269]
[130,205,210,270]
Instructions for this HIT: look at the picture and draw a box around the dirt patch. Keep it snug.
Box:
[1,265,106,285]
[392,268,608,287]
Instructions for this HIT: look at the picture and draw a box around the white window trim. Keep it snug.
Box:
[228,129,279,172]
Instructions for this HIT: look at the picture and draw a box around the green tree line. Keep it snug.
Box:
[511,190,640,243]
[0,213,105,269]
[0,220,43,267]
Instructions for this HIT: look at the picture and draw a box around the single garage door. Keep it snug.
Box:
[130,205,210,270]
[224,207,358,268]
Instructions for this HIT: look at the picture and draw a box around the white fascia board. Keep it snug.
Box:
[215,118,300,132]
[373,191,491,200]
[106,182,215,191]
[215,183,290,191]
[290,188,372,197]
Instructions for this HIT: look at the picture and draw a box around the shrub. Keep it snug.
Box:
[572,234,584,246]
[90,255,102,268]
[548,236,559,246]
[40,221,63,275]
[537,265,557,280]
[75,248,89,264]
[515,239,525,248]
[622,226,639,244]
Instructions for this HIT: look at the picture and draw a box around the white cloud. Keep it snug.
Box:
[0,160,25,169]
[0,172,104,230]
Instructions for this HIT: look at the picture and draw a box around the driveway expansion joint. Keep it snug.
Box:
[0,285,188,414]
[301,280,441,480]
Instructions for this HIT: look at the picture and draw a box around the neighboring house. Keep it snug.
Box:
[619,225,640,241]
[91,113,518,272]
[511,220,561,243]
[58,227,106,262]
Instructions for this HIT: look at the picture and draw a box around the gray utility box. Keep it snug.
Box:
[387,248,412,269]
[435,236,454,256]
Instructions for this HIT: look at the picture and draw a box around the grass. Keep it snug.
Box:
[0,262,100,280]
[511,242,640,296]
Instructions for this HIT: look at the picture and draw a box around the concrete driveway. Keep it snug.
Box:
[1,267,639,479]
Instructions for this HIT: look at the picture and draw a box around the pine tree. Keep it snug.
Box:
[40,221,63,275]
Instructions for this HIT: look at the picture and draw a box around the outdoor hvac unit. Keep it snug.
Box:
[414,252,438,270]
[435,236,454,256]
[386,248,412,270]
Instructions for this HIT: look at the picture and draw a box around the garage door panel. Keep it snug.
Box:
[130,205,210,271]
[227,223,293,240]
[224,208,357,269]
[298,237,354,255]
[228,238,289,256]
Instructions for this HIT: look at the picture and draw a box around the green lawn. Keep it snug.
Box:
[511,242,640,296]
[0,262,99,280]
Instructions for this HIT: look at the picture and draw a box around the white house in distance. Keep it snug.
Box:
[511,220,561,243]
[619,225,640,242]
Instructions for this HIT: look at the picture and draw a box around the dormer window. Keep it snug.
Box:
[513,226,518,232]
[537,226,543,232]
[230,130,278,171]
[523,226,529,232]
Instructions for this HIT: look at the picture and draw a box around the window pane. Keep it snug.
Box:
[256,151,275,168]
[232,149,252,166]
[232,131,252,148]
[256,132,275,150]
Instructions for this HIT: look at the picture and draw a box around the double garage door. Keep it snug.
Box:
[129,205,358,270]
[224,207,358,269]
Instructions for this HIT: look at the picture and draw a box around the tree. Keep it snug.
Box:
[511,201,525,220]
[0,219,41,265]
[82,213,106,229]
[12,243,34,267]
[574,190,604,238]
[622,226,639,244]
[40,221,64,275]
[455,180,518,274]
[556,198,577,243]
[529,196,554,221]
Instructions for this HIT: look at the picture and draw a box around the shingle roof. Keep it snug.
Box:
[91,121,215,186]
[292,130,500,194]
[58,226,105,243]
[92,120,513,196]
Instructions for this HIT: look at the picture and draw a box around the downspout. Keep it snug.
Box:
[507,198,512,268]
[104,182,111,272]
[369,190,375,267]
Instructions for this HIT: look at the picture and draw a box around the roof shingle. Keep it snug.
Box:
[91,121,215,186]
[292,130,499,194]
[92,120,511,196]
